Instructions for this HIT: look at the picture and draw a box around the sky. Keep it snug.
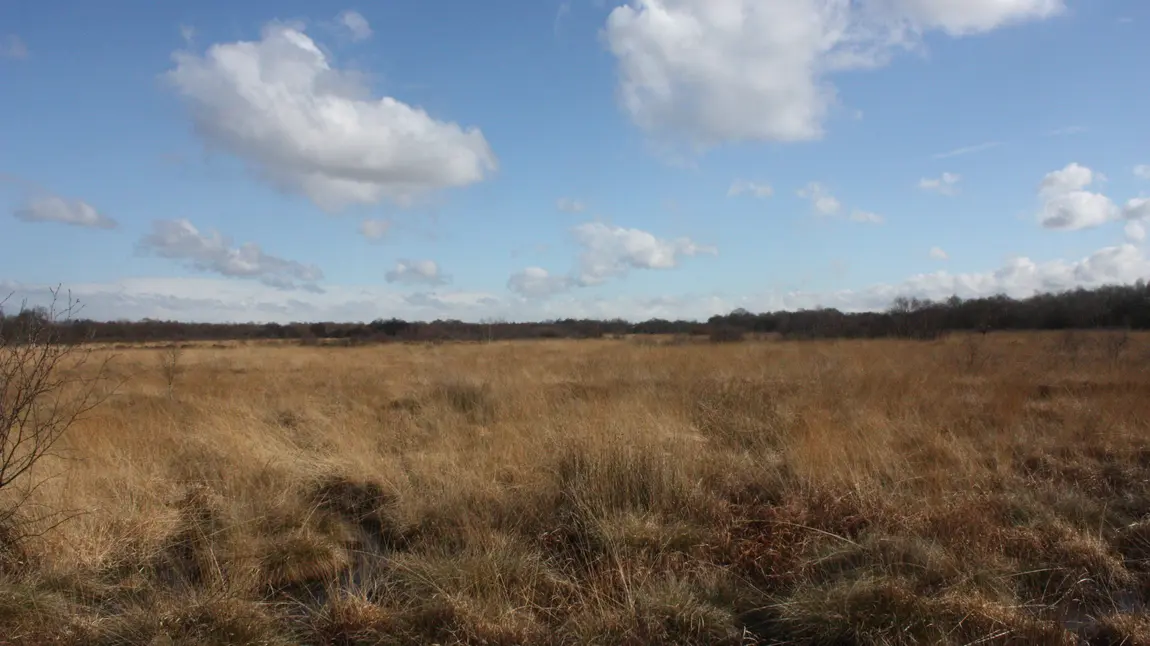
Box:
[1,0,1148,324]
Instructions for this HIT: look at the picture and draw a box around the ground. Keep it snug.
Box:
[2,332,1149,645]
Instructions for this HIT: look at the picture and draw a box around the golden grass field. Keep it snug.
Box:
[2,332,1150,645]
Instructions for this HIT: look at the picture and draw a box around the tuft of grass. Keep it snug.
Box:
[431,377,498,424]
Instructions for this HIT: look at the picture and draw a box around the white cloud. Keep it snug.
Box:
[1047,125,1086,136]
[554,1,572,36]
[797,182,842,216]
[0,276,732,324]
[1037,163,1119,230]
[556,197,587,213]
[7,242,1147,324]
[888,243,1149,304]
[1134,165,1150,180]
[882,0,1064,35]
[919,172,960,195]
[1039,162,1095,196]
[2,34,28,60]
[1125,198,1150,221]
[571,221,716,285]
[603,1,1059,147]
[929,246,949,260]
[165,23,496,211]
[1125,221,1146,244]
[728,179,774,199]
[337,10,373,41]
[1040,193,1118,230]
[507,222,716,299]
[180,25,196,46]
[796,182,883,223]
[139,219,323,290]
[14,195,117,229]
[507,267,573,299]
[932,141,1002,159]
[850,210,885,225]
[358,218,392,239]
[385,259,448,286]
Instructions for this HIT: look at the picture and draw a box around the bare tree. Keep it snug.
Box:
[1,289,115,529]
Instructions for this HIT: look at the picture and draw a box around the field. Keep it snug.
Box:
[2,333,1150,645]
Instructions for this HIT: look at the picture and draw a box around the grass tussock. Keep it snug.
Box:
[1,333,1150,644]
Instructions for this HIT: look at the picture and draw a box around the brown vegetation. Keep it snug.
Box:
[2,332,1150,644]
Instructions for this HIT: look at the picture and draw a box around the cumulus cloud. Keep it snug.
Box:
[797,182,842,216]
[3,34,28,59]
[358,218,392,239]
[556,197,587,213]
[1125,221,1146,244]
[337,10,372,41]
[603,1,1059,147]
[571,221,716,285]
[728,179,774,198]
[850,210,885,225]
[164,23,496,211]
[507,221,716,299]
[881,243,1150,305]
[1125,198,1150,221]
[14,195,117,229]
[919,172,960,195]
[507,267,573,299]
[1040,162,1095,196]
[930,246,949,260]
[1037,163,1119,230]
[385,259,449,286]
[139,219,323,290]
[1135,165,1150,180]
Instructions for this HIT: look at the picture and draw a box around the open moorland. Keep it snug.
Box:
[2,333,1150,645]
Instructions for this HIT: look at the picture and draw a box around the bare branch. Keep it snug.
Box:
[1,287,117,537]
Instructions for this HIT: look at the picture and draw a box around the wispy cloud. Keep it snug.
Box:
[554,1,571,37]
[797,182,841,216]
[337,10,373,41]
[932,141,1003,159]
[556,197,587,213]
[1047,126,1087,137]
[850,210,885,225]
[2,34,28,60]
[14,195,117,229]
[919,172,961,196]
[727,179,773,199]
[358,218,392,240]
[139,219,323,290]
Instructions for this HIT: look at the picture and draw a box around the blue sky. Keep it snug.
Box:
[1,0,1148,323]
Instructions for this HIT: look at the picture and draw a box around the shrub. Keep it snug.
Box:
[0,290,114,547]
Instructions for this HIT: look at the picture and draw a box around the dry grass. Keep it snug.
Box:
[2,332,1150,644]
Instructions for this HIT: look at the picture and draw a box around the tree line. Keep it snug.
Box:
[3,280,1150,345]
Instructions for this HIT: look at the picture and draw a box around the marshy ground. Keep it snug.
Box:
[2,332,1150,645]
